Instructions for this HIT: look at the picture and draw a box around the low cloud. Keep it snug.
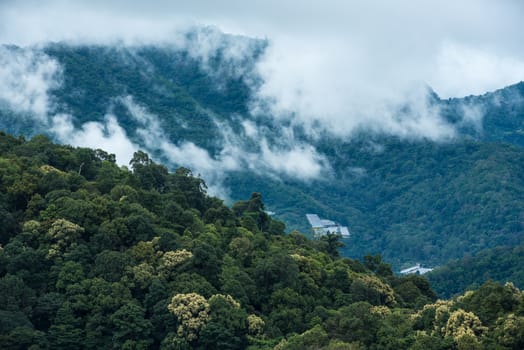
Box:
[433,41,524,98]
[51,113,139,165]
[231,119,330,180]
[0,46,139,165]
[177,26,264,82]
[0,46,61,119]
[258,140,326,180]
[2,1,524,142]
[120,96,329,196]
[458,103,485,135]
[252,49,458,140]
[0,41,329,196]
[1,1,524,196]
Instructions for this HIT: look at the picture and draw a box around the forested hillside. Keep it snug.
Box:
[441,82,524,147]
[1,42,524,271]
[1,132,524,349]
[227,138,524,267]
[427,243,524,299]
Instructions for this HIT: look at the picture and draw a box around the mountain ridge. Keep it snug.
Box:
[1,41,523,272]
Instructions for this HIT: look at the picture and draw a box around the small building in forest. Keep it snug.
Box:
[399,263,433,275]
[306,214,350,237]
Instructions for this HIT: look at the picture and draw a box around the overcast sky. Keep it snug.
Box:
[1,0,523,98]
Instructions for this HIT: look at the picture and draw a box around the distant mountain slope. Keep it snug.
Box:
[427,243,524,298]
[440,82,524,146]
[1,41,524,270]
[2,131,524,350]
[44,43,259,156]
[227,138,524,266]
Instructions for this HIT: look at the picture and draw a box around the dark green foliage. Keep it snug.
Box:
[428,243,524,298]
[198,295,248,350]
[0,132,523,349]
[455,281,520,325]
[110,303,153,349]
[229,138,524,269]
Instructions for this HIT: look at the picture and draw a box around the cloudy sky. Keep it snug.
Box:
[1,0,523,98]
[1,0,524,192]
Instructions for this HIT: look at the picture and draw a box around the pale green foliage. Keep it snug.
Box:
[22,220,41,235]
[411,299,453,335]
[290,254,323,283]
[167,293,210,341]
[324,340,366,350]
[128,238,161,263]
[45,219,84,259]
[39,164,65,175]
[353,273,397,307]
[443,309,486,343]
[273,338,287,350]
[161,249,193,270]
[228,236,253,261]
[209,294,241,308]
[278,324,329,349]
[494,313,524,348]
[370,305,391,316]
[131,262,155,289]
[247,314,265,336]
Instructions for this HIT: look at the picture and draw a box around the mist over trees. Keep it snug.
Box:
[1,44,524,275]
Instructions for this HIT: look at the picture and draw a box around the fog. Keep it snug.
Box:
[1,0,523,193]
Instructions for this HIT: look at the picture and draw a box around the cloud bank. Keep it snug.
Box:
[51,113,139,165]
[120,96,329,197]
[2,1,523,94]
[0,44,329,197]
[0,46,140,165]
[1,0,524,193]
[2,1,524,141]
[0,46,61,119]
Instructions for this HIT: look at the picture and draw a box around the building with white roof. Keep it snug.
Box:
[399,263,433,275]
[306,214,350,237]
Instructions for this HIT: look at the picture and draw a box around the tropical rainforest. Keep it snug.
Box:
[1,132,524,349]
[1,32,524,341]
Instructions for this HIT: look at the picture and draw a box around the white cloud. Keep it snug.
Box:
[1,1,524,141]
[51,113,139,165]
[252,41,458,140]
[458,103,485,134]
[120,96,329,195]
[258,140,326,180]
[0,46,61,119]
[118,95,239,196]
[1,0,524,189]
[216,118,331,182]
[433,41,524,98]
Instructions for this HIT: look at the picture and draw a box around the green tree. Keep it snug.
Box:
[198,294,248,350]
[167,293,210,342]
[110,303,153,349]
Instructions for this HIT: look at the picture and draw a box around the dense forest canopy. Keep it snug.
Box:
[1,132,524,349]
[427,244,524,299]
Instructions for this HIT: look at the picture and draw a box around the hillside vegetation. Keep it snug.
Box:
[228,137,524,267]
[428,243,524,299]
[1,132,524,349]
[1,43,524,271]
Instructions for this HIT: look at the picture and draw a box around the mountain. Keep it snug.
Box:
[1,37,524,271]
[232,138,524,268]
[440,82,524,146]
[1,132,524,349]
[427,242,524,298]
